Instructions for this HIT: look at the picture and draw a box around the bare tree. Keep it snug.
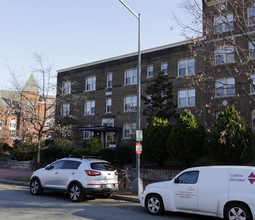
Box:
[5,53,56,167]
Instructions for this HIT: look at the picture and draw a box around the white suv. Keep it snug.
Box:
[30,156,119,202]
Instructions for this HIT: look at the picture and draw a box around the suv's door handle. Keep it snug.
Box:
[55,172,58,174]
[71,172,75,175]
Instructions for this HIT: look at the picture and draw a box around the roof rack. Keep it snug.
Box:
[68,155,102,160]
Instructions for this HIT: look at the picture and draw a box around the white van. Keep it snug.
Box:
[139,166,255,220]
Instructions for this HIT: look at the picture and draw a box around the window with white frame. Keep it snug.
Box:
[124,95,137,112]
[125,69,137,85]
[249,41,255,60]
[123,123,136,139]
[85,76,96,91]
[0,120,2,138]
[61,103,70,117]
[214,14,234,33]
[248,7,255,26]
[62,81,71,95]
[250,75,255,94]
[147,65,154,77]
[106,98,112,113]
[107,73,113,88]
[83,125,94,139]
[215,78,235,97]
[215,46,234,65]
[178,89,196,107]
[9,120,16,138]
[84,100,95,115]
[178,58,195,77]
[161,63,168,75]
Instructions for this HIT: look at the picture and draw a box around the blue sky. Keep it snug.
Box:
[0,0,189,91]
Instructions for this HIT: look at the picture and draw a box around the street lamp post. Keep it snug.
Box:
[119,0,143,194]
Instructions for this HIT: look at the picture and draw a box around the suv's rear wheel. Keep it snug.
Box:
[69,183,84,202]
[225,203,252,220]
[30,178,42,195]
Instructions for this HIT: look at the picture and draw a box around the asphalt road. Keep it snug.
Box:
[0,183,217,220]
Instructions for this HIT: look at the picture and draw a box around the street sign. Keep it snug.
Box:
[136,130,143,142]
[136,142,142,154]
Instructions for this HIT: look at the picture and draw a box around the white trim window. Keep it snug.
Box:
[124,95,137,112]
[215,46,234,65]
[178,58,195,77]
[85,76,96,91]
[214,14,234,33]
[9,120,16,138]
[178,89,196,107]
[161,63,168,75]
[84,100,95,115]
[123,123,136,139]
[215,78,235,97]
[83,125,94,139]
[248,7,255,26]
[83,131,94,139]
[107,73,113,88]
[62,81,71,95]
[125,69,137,85]
[250,75,255,94]
[249,41,255,60]
[61,103,70,117]
[106,98,112,113]
[147,65,154,77]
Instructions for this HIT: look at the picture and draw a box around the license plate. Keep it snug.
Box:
[106,184,112,188]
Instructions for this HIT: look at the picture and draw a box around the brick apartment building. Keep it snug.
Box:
[56,0,255,147]
[0,74,55,146]
[56,41,205,147]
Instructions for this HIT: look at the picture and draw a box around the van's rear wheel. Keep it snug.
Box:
[225,203,252,220]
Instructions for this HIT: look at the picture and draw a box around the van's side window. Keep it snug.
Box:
[176,171,199,184]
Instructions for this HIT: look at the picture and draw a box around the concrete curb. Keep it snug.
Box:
[0,179,140,203]
[111,194,139,203]
[0,179,29,186]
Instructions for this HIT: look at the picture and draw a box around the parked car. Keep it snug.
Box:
[30,156,119,202]
[139,166,255,220]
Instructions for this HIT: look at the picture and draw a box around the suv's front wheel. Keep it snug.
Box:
[30,178,42,195]
[68,183,84,202]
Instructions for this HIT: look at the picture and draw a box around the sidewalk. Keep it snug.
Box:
[0,168,155,203]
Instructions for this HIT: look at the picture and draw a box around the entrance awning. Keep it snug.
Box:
[78,126,122,132]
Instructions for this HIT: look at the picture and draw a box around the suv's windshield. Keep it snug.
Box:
[90,162,115,171]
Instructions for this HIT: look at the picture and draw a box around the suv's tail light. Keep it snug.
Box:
[115,170,118,176]
[85,170,101,176]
